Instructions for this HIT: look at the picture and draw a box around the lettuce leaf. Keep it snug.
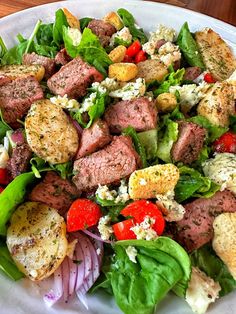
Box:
[175,166,220,203]
[137,129,158,161]
[154,68,185,97]
[177,22,205,69]
[191,244,236,297]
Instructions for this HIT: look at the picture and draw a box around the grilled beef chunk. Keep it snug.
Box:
[175,190,236,252]
[87,19,116,47]
[23,53,56,79]
[183,67,202,81]
[104,97,158,133]
[7,143,32,179]
[73,135,140,191]
[76,119,111,159]
[29,171,80,216]
[171,121,206,164]
[0,76,44,125]
[55,48,72,66]
[47,57,103,98]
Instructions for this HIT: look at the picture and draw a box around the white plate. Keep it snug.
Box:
[0,1,235,314]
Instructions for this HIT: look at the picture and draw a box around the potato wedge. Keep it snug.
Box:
[7,202,68,281]
[0,64,45,82]
[109,45,127,63]
[108,62,138,82]
[197,82,235,127]
[195,28,236,81]
[63,8,80,30]
[136,59,168,83]
[103,11,123,30]
[129,164,179,199]
[156,93,177,113]
[25,99,79,164]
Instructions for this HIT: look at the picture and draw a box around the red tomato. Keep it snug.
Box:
[204,72,216,83]
[126,40,141,57]
[67,199,102,232]
[213,132,236,153]
[0,186,4,193]
[123,54,134,63]
[134,50,147,63]
[0,168,9,185]
[121,200,165,235]
[113,219,136,241]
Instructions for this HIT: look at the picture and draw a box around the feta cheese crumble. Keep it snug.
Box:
[131,216,158,241]
[109,78,146,100]
[98,215,113,241]
[92,77,120,93]
[125,246,138,263]
[67,27,82,46]
[96,180,130,204]
[110,27,132,46]
[50,94,80,110]
[202,153,236,195]
[79,92,97,114]
[152,42,181,67]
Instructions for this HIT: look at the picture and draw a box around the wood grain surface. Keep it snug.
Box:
[0,0,235,26]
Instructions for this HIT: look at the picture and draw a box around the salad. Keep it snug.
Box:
[0,6,236,314]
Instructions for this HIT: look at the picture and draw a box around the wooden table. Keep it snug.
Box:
[0,0,235,26]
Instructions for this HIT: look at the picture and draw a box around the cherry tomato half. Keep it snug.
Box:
[123,54,134,63]
[121,200,165,236]
[67,199,102,232]
[0,168,9,185]
[126,40,142,57]
[113,219,136,241]
[213,132,236,153]
[135,50,147,63]
[204,72,216,83]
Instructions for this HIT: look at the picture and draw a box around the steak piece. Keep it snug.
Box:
[55,48,72,66]
[28,171,80,216]
[88,19,116,47]
[183,67,202,81]
[7,143,32,179]
[73,135,140,191]
[76,119,111,159]
[175,190,236,252]
[0,76,44,125]
[47,57,103,98]
[23,53,56,79]
[104,97,158,133]
[171,121,206,164]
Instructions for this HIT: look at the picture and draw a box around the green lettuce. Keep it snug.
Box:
[138,129,158,161]
[154,68,185,97]
[110,237,191,314]
[177,22,205,69]
[191,244,236,297]
[175,166,220,203]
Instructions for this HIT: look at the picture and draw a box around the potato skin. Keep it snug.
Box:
[0,64,45,82]
[25,99,79,164]
[136,59,168,83]
[7,202,68,281]
[108,63,138,82]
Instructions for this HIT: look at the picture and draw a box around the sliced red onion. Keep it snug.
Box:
[62,257,70,303]
[83,229,113,244]
[68,115,83,135]
[78,233,92,281]
[75,241,85,291]
[68,255,78,297]
[44,266,63,307]
[11,129,25,145]
[76,290,89,310]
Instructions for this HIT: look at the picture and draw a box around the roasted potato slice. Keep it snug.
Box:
[7,202,68,281]
[195,28,236,81]
[0,64,45,82]
[136,59,168,83]
[108,63,138,82]
[63,8,80,30]
[25,99,79,164]
[197,82,235,127]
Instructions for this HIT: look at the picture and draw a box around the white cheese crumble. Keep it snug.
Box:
[96,180,130,204]
[143,24,176,55]
[156,190,185,222]
[67,27,82,46]
[152,42,181,67]
[79,92,97,114]
[0,145,9,168]
[186,267,221,314]
[202,153,236,195]
[92,77,119,93]
[50,94,80,111]
[109,78,146,100]
[98,215,113,241]
[110,27,132,46]
[125,246,138,263]
[131,216,158,241]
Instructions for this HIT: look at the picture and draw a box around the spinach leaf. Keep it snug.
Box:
[154,68,185,97]
[137,129,158,161]
[0,172,36,236]
[175,166,220,203]
[177,22,205,69]
[117,8,148,44]
[156,116,179,163]
[191,243,236,297]
[110,237,191,314]
[33,42,57,58]
[79,17,93,31]
[36,23,54,45]
[0,241,24,281]
[188,115,228,143]
[53,9,69,46]
[122,126,147,168]
[0,110,12,142]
